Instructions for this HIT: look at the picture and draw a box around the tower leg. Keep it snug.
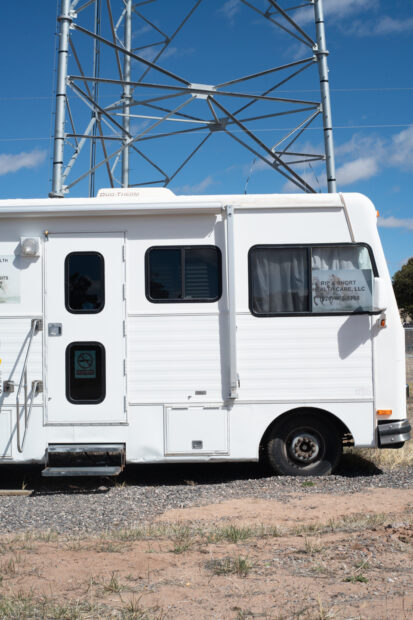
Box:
[121,0,132,188]
[50,0,72,198]
[314,0,337,193]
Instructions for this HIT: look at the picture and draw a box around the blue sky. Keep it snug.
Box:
[0,0,412,274]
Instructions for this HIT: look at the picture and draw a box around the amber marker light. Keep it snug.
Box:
[376,210,380,217]
[377,410,392,416]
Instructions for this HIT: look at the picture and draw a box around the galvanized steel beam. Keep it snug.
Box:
[51,0,336,196]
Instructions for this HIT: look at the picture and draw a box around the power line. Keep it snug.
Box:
[0,87,412,102]
[1,122,412,143]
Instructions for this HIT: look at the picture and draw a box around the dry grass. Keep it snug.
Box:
[206,555,252,577]
[0,509,408,555]
[345,361,413,469]
[0,502,411,619]
[345,441,413,469]
[0,590,165,620]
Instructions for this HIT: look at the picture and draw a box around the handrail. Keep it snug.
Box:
[16,319,42,453]
[225,204,238,399]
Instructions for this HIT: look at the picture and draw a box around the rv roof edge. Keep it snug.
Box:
[0,191,369,219]
[0,201,224,218]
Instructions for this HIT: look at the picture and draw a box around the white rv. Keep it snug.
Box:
[0,189,409,476]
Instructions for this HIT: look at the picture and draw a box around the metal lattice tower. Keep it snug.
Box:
[50,0,336,197]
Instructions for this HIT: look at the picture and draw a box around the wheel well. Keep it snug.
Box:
[259,407,353,460]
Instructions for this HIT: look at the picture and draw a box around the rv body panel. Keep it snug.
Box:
[0,192,407,470]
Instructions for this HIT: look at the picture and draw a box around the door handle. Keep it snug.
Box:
[48,323,63,336]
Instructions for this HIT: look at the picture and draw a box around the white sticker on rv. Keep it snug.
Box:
[0,256,20,304]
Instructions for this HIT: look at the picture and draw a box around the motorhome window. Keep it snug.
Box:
[249,244,375,316]
[147,246,221,302]
[249,247,309,315]
[148,248,182,299]
[65,252,105,313]
[311,246,373,313]
[66,342,106,404]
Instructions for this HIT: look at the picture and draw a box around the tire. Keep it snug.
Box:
[266,414,342,476]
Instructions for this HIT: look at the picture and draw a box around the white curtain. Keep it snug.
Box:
[311,246,371,271]
[251,248,308,313]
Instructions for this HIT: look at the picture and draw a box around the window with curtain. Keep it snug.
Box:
[311,245,373,312]
[249,247,309,314]
[146,246,222,302]
[249,244,375,316]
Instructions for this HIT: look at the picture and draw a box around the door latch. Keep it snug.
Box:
[48,323,62,337]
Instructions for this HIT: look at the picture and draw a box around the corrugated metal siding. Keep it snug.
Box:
[128,315,224,403]
[128,314,373,404]
[237,315,373,401]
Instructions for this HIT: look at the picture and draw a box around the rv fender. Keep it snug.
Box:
[259,407,353,461]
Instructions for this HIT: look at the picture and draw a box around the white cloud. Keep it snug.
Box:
[161,46,195,61]
[336,156,379,186]
[177,175,215,194]
[218,0,240,21]
[334,134,384,159]
[282,169,321,194]
[138,46,158,62]
[378,217,413,231]
[389,126,413,170]
[130,119,150,134]
[374,16,413,34]
[255,126,413,192]
[350,16,413,36]
[0,149,46,176]
[329,127,413,186]
[132,23,153,39]
[294,0,377,27]
[293,1,411,39]
[245,158,272,175]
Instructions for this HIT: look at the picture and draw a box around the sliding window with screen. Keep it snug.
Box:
[146,246,222,303]
[249,244,377,316]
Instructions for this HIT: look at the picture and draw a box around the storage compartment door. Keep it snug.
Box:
[165,406,228,455]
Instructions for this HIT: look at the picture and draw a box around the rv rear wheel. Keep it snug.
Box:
[266,414,342,476]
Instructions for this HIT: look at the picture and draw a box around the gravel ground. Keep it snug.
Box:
[0,458,412,534]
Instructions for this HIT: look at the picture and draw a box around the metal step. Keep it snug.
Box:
[47,443,124,455]
[42,443,125,477]
[42,466,122,477]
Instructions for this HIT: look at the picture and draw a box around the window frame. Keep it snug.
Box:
[145,245,222,303]
[65,251,105,314]
[248,242,379,318]
[65,341,106,405]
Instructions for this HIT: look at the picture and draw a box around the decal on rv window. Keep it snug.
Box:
[0,256,20,304]
[312,269,373,312]
[74,350,97,379]
[66,342,106,404]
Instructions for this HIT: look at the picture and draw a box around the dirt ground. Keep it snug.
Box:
[0,487,412,619]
